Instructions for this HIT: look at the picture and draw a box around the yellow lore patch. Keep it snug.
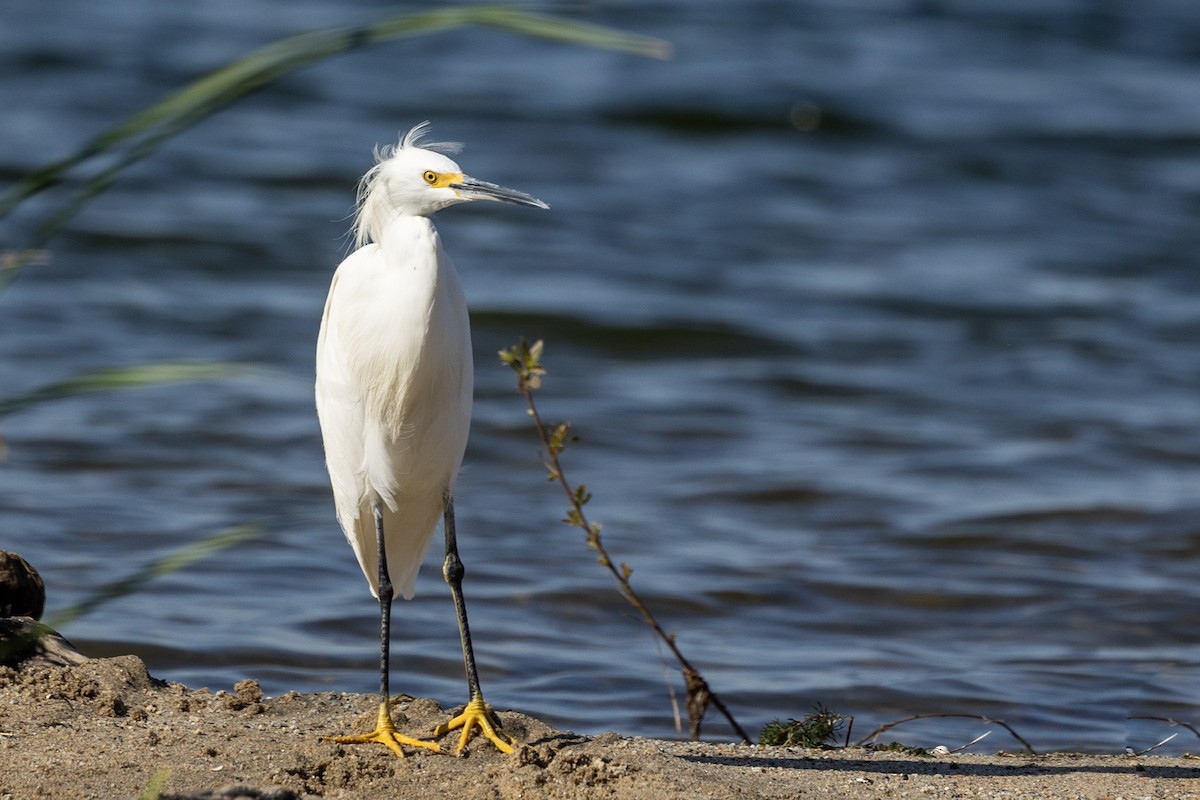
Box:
[422,170,463,188]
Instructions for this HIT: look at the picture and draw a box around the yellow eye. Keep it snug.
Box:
[422,170,439,185]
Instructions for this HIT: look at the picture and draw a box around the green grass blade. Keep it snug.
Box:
[468,6,671,58]
[45,523,263,629]
[0,361,253,418]
[137,770,171,800]
[0,6,668,221]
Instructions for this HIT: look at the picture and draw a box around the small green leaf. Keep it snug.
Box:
[527,338,545,366]
[550,422,572,454]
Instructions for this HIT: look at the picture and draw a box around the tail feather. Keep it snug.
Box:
[345,499,443,600]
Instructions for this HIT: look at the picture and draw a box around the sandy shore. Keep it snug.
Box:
[1,655,1198,799]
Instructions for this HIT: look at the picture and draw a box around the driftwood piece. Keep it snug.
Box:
[0,616,89,668]
[0,551,87,668]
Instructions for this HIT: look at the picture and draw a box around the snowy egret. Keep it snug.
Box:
[315,122,547,757]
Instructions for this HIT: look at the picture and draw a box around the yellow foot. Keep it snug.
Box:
[323,700,441,758]
[434,694,515,755]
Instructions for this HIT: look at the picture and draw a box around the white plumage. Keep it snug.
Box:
[316,215,471,599]
[316,122,544,600]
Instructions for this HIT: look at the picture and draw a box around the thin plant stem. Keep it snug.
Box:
[501,338,749,744]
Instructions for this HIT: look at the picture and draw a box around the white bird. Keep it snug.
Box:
[315,122,547,757]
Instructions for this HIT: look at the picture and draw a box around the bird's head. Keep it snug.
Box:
[353,122,548,246]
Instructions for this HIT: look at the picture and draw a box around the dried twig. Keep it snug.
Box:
[1128,716,1200,755]
[856,712,1035,755]
[949,730,992,753]
[1131,732,1180,755]
[1127,716,1200,742]
[500,338,750,743]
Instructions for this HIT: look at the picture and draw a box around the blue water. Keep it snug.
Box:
[3,0,1200,755]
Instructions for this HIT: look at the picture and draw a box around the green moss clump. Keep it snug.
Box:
[759,705,845,748]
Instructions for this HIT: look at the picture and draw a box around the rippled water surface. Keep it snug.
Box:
[3,1,1200,754]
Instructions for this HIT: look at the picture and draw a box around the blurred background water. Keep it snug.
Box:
[3,0,1200,754]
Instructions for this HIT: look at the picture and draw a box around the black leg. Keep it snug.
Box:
[433,494,515,754]
[442,496,482,699]
[322,504,440,755]
[375,503,393,703]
